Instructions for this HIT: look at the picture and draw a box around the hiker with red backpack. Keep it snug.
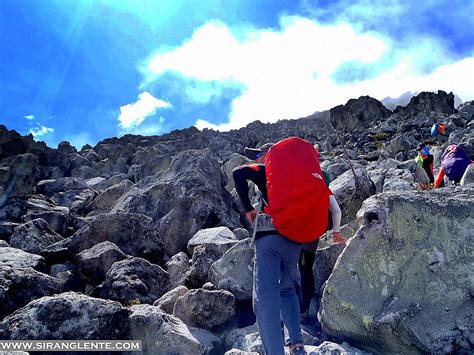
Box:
[233,137,330,355]
[434,144,472,188]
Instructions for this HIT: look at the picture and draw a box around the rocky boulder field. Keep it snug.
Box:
[0,90,473,354]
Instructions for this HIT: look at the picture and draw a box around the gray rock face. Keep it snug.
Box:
[153,285,189,314]
[319,187,474,354]
[222,153,250,192]
[208,238,254,301]
[128,304,221,354]
[69,212,164,264]
[10,218,63,254]
[166,252,189,289]
[186,243,227,288]
[0,292,130,340]
[460,164,474,185]
[0,153,38,201]
[187,226,238,255]
[0,247,46,270]
[313,244,346,299]
[112,149,240,256]
[76,241,127,282]
[0,239,9,247]
[0,263,60,318]
[329,168,375,225]
[330,96,391,132]
[95,257,169,304]
[173,288,236,332]
[22,210,69,235]
[87,179,133,211]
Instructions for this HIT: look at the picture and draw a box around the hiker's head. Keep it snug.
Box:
[244,143,274,163]
[417,143,430,156]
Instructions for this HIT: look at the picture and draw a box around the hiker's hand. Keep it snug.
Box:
[333,231,347,244]
[246,209,257,224]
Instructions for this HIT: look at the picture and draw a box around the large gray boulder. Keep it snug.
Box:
[329,168,375,224]
[187,226,237,255]
[87,179,133,211]
[22,210,69,235]
[94,257,169,304]
[208,238,254,301]
[128,304,221,354]
[222,153,250,192]
[10,218,63,254]
[0,264,60,318]
[153,285,189,314]
[461,164,474,185]
[0,292,130,340]
[186,227,238,288]
[173,288,236,332]
[0,153,38,201]
[319,187,474,354]
[186,243,227,288]
[112,149,240,255]
[76,241,127,282]
[0,247,46,270]
[69,212,165,264]
[166,252,189,289]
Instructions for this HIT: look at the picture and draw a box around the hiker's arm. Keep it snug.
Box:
[434,166,445,188]
[232,164,264,212]
[329,195,341,232]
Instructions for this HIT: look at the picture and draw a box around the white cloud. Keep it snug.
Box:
[118,92,171,129]
[29,125,54,138]
[143,16,474,131]
[24,114,35,120]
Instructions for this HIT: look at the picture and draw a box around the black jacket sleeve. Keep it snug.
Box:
[232,164,267,212]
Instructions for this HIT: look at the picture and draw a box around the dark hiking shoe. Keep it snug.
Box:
[290,343,307,355]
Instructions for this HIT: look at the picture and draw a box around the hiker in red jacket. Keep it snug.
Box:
[233,142,307,355]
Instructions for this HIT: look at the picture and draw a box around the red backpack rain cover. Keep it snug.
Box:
[264,137,330,243]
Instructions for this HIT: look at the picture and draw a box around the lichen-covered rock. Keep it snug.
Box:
[173,288,236,332]
[0,153,38,199]
[319,186,474,354]
[87,179,133,211]
[128,304,221,354]
[22,210,69,235]
[94,257,169,304]
[186,243,227,288]
[208,238,254,300]
[69,212,164,264]
[10,218,63,254]
[0,292,130,340]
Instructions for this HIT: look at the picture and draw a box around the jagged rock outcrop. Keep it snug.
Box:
[165,252,189,289]
[0,292,130,339]
[68,212,165,264]
[112,149,241,255]
[319,187,474,354]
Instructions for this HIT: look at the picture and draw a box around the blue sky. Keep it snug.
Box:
[1,0,473,149]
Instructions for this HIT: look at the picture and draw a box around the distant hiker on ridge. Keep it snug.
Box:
[233,137,331,355]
